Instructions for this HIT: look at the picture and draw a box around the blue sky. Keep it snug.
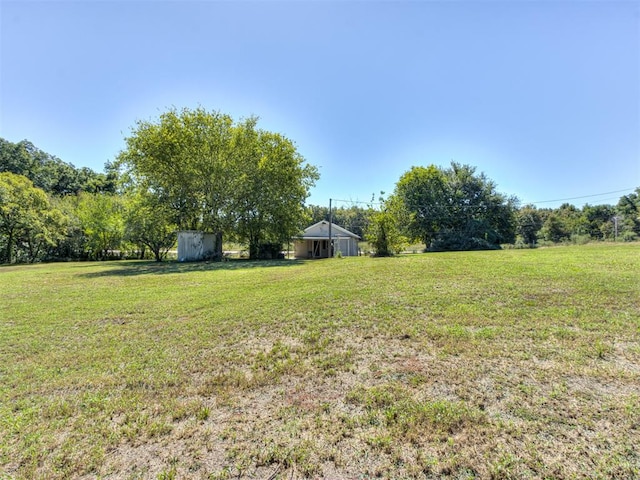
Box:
[1,0,638,209]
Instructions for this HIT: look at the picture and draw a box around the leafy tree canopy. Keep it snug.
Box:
[124,190,177,262]
[230,118,319,258]
[0,172,67,263]
[0,138,116,195]
[365,194,407,256]
[76,193,125,260]
[116,107,319,258]
[393,162,518,251]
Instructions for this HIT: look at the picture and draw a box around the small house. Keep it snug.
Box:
[177,231,222,262]
[294,221,360,259]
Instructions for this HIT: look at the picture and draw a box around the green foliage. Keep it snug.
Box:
[582,204,616,240]
[365,195,407,256]
[0,138,116,195]
[116,107,318,259]
[0,139,128,263]
[76,193,125,259]
[46,195,88,260]
[394,162,517,251]
[394,164,449,246]
[0,172,67,263]
[428,228,501,251]
[539,212,570,243]
[516,204,542,247]
[307,204,371,239]
[617,188,640,237]
[116,107,236,232]
[533,197,634,245]
[124,191,176,261]
[3,135,636,264]
[230,118,319,259]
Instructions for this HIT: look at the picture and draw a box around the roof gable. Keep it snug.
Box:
[300,221,360,239]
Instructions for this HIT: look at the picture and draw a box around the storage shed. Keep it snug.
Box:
[177,231,222,262]
[294,221,360,259]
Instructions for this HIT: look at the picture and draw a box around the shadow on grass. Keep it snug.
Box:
[78,258,307,277]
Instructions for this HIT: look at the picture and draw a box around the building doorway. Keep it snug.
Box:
[312,240,330,258]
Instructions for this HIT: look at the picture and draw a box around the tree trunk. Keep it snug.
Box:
[5,228,14,263]
[248,231,260,260]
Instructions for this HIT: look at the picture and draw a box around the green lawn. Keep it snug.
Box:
[1,244,639,479]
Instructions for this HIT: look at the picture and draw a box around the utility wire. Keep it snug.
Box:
[331,198,383,206]
[324,188,635,211]
[529,188,635,205]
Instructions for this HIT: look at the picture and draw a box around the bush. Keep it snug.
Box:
[365,209,406,257]
[428,232,501,252]
[570,234,591,245]
[257,243,284,260]
[510,236,536,249]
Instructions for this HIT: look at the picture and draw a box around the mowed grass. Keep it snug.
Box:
[1,244,639,479]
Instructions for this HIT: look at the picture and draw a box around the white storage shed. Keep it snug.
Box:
[177,231,222,262]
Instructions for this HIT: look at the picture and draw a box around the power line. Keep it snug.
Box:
[321,188,635,211]
[530,188,635,205]
[331,198,383,206]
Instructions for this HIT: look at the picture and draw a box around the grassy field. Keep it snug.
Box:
[1,244,639,479]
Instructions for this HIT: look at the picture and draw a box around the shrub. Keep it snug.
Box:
[570,234,591,245]
[428,231,500,252]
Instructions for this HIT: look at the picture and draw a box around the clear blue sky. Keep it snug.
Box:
[1,0,638,209]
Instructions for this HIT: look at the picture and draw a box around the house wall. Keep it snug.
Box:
[294,240,311,259]
[294,221,361,259]
[334,237,359,256]
[293,238,359,259]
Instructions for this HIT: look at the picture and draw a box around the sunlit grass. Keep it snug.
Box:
[1,243,639,478]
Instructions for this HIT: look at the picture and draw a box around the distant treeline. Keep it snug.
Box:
[0,138,118,196]
[1,138,124,263]
[1,136,638,264]
[309,186,640,254]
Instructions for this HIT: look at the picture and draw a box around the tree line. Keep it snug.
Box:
[308,166,638,256]
[1,107,319,263]
[1,107,639,263]
[364,163,639,255]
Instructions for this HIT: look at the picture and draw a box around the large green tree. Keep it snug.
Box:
[231,118,318,259]
[517,204,543,247]
[580,204,616,240]
[616,188,640,239]
[394,165,450,247]
[537,203,582,243]
[117,107,318,259]
[539,212,570,243]
[76,193,125,259]
[124,191,177,262]
[393,162,517,251]
[116,107,236,233]
[365,195,407,256]
[0,172,67,263]
[48,195,88,260]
